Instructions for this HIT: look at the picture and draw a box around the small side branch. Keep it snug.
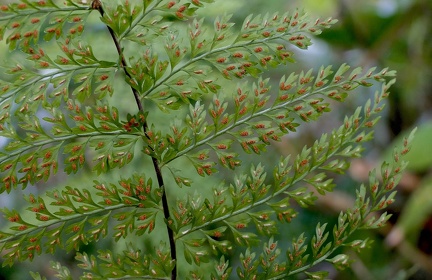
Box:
[91,1,177,279]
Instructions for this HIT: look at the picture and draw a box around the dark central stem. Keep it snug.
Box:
[92,2,177,279]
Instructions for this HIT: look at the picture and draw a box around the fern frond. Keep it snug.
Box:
[74,242,174,279]
[0,124,142,193]
[0,0,411,278]
[0,0,90,50]
[0,173,161,265]
[174,76,394,242]
[233,130,415,280]
[159,66,395,177]
[138,11,336,110]
[282,137,412,278]
[0,45,116,116]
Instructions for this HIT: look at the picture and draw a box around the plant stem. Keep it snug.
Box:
[92,2,177,279]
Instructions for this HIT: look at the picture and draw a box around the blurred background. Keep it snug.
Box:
[1,0,432,279]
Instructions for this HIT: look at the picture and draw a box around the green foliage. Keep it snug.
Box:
[0,0,413,279]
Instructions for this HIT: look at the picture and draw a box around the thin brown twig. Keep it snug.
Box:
[91,1,177,279]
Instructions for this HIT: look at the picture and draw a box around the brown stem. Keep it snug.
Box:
[91,2,177,279]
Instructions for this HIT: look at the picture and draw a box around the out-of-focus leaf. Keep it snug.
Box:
[382,122,432,172]
[393,176,432,243]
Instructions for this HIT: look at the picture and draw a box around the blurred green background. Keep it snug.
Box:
[1,0,432,279]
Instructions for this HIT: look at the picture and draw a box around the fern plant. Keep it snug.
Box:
[0,0,414,279]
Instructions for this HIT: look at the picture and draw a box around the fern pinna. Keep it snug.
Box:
[0,0,413,279]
